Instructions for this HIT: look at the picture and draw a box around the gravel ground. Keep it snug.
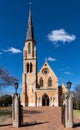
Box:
[0,106,80,130]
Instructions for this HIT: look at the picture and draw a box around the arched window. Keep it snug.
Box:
[27,63,29,73]
[28,43,31,54]
[30,62,32,73]
[48,77,52,87]
[40,77,43,87]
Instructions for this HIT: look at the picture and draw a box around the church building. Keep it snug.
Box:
[21,8,67,107]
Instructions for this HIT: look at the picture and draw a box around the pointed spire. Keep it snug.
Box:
[26,3,34,41]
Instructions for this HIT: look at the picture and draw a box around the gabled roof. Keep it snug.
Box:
[38,62,58,81]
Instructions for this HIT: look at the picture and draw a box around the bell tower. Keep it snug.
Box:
[21,7,37,106]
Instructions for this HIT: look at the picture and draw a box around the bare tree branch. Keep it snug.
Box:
[75,84,80,92]
[0,66,18,88]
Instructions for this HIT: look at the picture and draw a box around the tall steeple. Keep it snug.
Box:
[26,5,34,41]
[21,1,37,107]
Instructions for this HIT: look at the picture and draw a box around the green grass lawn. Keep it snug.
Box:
[74,109,80,119]
[0,106,12,122]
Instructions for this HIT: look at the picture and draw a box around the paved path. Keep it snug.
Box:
[0,107,80,130]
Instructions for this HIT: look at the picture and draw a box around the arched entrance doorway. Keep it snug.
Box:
[42,94,49,106]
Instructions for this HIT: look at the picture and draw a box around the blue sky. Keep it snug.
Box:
[0,0,80,94]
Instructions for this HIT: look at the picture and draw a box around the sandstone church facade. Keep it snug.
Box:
[21,8,67,107]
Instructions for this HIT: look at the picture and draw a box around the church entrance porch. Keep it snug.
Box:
[42,94,49,106]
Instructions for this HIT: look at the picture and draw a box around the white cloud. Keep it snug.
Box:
[47,56,56,62]
[3,47,22,54]
[64,71,71,75]
[58,67,70,71]
[47,29,76,46]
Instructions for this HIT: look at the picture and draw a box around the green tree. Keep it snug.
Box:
[0,94,12,106]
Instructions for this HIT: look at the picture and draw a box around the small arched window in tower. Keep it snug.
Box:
[30,62,32,73]
[48,77,52,87]
[28,43,31,54]
[27,63,29,73]
[40,77,43,87]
